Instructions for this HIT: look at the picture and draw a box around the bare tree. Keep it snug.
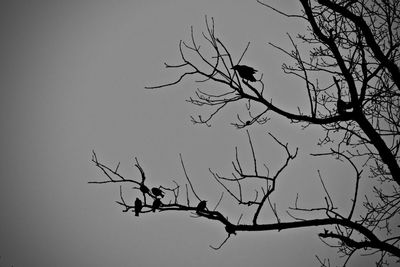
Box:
[90,1,400,266]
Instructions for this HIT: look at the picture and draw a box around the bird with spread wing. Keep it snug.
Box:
[232,65,257,82]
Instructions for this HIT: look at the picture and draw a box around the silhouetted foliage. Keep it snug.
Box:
[91,1,400,266]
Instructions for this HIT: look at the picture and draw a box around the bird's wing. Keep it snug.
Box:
[242,65,257,73]
[249,68,257,73]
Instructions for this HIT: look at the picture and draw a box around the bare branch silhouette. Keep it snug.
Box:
[91,1,400,265]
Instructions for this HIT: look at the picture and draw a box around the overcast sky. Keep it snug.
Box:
[0,1,377,266]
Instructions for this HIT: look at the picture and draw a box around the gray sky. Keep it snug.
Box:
[0,1,374,266]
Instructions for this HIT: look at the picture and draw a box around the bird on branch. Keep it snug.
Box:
[232,65,257,82]
[337,98,352,114]
[151,187,165,198]
[225,224,237,236]
[196,200,207,213]
[134,198,142,216]
[152,198,162,212]
[334,77,352,115]
[139,184,150,195]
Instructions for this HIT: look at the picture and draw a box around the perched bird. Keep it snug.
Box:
[139,184,150,195]
[134,198,142,216]
[232,65,257,82]
[151,187,165,198]
[196,200,207,213]
[152,198,162,212]
[225,224,236,236]
[337,99,352,114]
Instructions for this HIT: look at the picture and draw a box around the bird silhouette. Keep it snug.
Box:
[152,198,162,212]
[139,184,150,195]
[232,65,257,82]
[225,224,236,235]
[151,187,165,198]
[337,99,352,114]
[134,198,142,216]
[196,200,207,213]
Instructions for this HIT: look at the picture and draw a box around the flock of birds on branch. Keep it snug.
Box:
[134,183,207,216]
[133,63,353,216]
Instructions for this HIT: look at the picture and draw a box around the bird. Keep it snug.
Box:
[231,65,257,82]
[151,187,165,198]
[225,224,236,236]
[196,200,207,213]
[337,99,352,114]
[139,184,150,195]
[152,198,162,212]
[134,198,142,216]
